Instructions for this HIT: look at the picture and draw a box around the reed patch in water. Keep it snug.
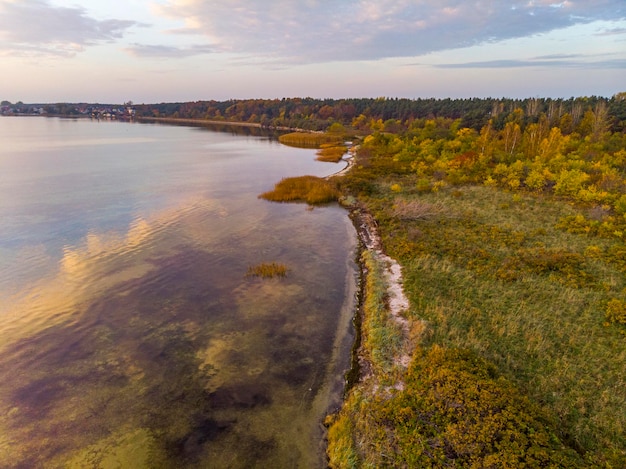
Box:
[246,262,289,278]
[316,144,347,163]
[259,175,340,205]
[278,132,343,148]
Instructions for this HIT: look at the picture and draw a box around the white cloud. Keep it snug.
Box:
[152,0,626,63]
[124,43,214,58]
[0,0,139,57]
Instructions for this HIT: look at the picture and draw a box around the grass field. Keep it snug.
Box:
[387,186,624,456]
[327,123,626,466]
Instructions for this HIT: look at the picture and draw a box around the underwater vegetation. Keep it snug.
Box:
[246,262,289,278]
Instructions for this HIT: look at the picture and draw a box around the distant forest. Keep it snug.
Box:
[135,95,626,134]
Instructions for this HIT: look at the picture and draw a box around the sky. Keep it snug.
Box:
[0,0,625,103]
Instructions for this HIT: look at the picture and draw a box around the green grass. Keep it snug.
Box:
[367,184,626,466]
[258,175,340,204]
[326,238,588,468]
[359,250,404,375]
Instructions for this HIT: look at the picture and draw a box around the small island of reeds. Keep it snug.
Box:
[246,262,289,278]
[259,175,340,204]
[278,132,344,148]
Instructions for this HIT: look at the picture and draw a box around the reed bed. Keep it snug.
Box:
[258,175,340,205]
[246,262,289,278]
[316,144,347,163]
[279,132,343,148]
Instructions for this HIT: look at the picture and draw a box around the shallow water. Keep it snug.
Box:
[0,117,357,468]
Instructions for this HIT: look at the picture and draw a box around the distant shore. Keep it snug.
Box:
[2,114,303,132]
[136,116,297,132]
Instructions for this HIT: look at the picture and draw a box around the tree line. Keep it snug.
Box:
[134,94,626,133]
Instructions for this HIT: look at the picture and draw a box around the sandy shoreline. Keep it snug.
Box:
[349,203,412,375]
[330,142,413,389]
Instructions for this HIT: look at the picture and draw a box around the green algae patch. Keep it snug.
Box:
[259,175,340,205]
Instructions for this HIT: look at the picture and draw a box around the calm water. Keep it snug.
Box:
[0,117,357,468]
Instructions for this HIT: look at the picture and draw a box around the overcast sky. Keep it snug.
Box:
[1,0,625,103]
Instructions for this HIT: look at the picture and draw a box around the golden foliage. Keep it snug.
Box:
[328,346,584,468]
[605,298,626,326]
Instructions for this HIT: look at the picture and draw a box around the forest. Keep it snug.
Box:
[320,96,626,467]
[135,95,626,134]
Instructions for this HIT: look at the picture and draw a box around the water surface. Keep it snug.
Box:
[0,117,357,468]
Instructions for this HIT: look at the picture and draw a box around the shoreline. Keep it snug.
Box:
[346,203,413,377]
[2,114,304,132]
[136,116,298,132]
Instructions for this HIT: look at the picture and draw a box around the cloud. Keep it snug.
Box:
[435,57,626,69]
[125,43,215,58]
[596,26,626,36]
[0,0,139,57]
[154,0,626,63]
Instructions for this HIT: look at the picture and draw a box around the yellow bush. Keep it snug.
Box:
[331,346,584,468]
[605,299,626,326]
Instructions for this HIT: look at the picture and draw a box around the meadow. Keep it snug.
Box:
[327,110,626,467]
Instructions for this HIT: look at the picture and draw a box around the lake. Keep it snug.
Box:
[0,117,358,468]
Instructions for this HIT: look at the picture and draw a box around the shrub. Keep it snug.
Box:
[518,247,583,272]
[377,347,583,467]
[554,169,590,197]
[614,194,626,216]
[328,346,584,468]
[605,298,626,326]
[525,168,547,191]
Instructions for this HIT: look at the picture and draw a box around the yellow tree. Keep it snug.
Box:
[476,120,495,160]
[502,121,521,158]
[522,116,549,159]
[537,127,566,162]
